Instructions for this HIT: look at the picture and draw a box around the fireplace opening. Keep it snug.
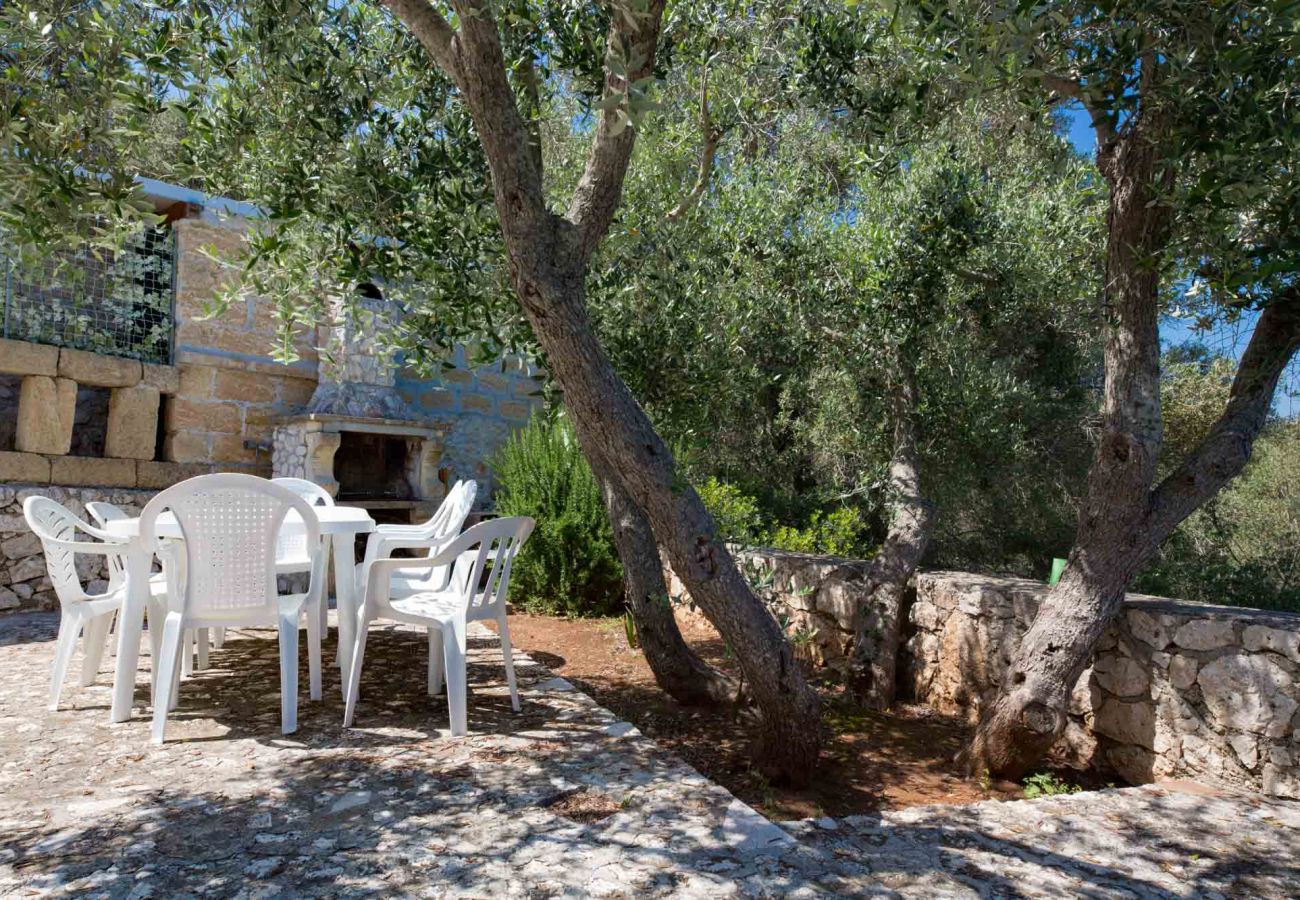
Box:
[334,431,413,500]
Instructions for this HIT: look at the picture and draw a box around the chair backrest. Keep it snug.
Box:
[23,496,122,607]
[271,477,334,563]
[84,501,131,587]
[422,479,477,557]
[271,477,336,507]
[442,516,535,621]
[140,474,322,622]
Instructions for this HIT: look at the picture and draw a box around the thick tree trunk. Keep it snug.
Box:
[969,114,1300,777]
[385,0,823,783]
[597,471,735,706]
[521,261,822,782]
[849,359,935,709]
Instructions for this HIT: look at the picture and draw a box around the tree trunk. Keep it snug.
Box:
[597,470,735,706]
[519,259,823,783]
[849,357,935,709]
[969,111,1300,777]
[383,0,823,783]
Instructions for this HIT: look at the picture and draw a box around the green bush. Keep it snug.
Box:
[697,476,765,542]
[768,506,870,558]
[491,415,624,617]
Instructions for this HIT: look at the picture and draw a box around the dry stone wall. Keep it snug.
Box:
[907,571,1300,800]
[0,484,154,613]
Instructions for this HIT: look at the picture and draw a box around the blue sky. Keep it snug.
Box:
[1060,104,1296,417]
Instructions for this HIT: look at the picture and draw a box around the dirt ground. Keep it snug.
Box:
[492,613,1094,820]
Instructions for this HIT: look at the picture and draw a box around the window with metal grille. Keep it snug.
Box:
[2,225,176,365]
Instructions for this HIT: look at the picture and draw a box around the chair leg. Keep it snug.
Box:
[80,614,113,687]
[306,603,322,702]
[342,616,370,728]
[181,630,194,677]
[278,610,300,734]
[49,612,83,711]
[145,600,164,707]
[212,626,226,650]
[196,628,210,671]
[151,613,185,744]
[427,627,444,696]
[442,616,468,737]
[106,609,118,659]
[498,613,521,713]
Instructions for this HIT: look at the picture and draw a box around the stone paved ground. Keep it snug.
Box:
[1,610,1297,898]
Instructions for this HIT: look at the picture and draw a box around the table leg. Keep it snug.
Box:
[333,534,360,699]
[110,548,150,723]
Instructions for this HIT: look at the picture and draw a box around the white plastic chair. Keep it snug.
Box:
[358,480,477,598]
[24,497,163,710]
[141,474,327,743]
[272,477,336,636]
[344,516,535,735]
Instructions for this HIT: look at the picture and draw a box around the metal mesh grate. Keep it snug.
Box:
[3,225,176,364]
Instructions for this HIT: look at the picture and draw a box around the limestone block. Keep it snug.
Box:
[1105,744,1157,785]
[211,433,260,464]
[50,456,137,488]
[1243,625,1300,664]
[1093,655,1150,698]
[105,386,161,460]
[1263,763,1300,799]
[214,369,275,403]
[1169,655,1199,690]
[0,338,58,376]
[1094,698,1157,750]
[1069,668,1101,716]
[0,587,19,611]
[137,461,211,490]
[141,363,181,393]
[167,398,242,434]
[1127,610,1173,650]
[15,375,76,455]
[475,372,509,394]
[9,555,47,582]
[58,348,142,387]
[499,399,534,422]
[1173,619,1236,651]
[419,389,455,411]
[0,531,41,558]
[178,365,216,399]
[0,451,51,483]
[164,431,211,464]
[460,393,493,414]
[1198,653,1298,738]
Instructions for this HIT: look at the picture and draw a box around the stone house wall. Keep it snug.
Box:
[1,209,542,614]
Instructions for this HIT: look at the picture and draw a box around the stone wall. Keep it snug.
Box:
[907,571,1300,800]
[0,484,155,613]
[2,206,544,612]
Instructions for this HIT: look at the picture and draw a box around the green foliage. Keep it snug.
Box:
[1022,772,1082,799]
[768,507,870,558]
[697,477,765,543]
[492,416,624,617]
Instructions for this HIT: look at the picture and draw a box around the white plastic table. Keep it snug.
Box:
[103,506,375,722]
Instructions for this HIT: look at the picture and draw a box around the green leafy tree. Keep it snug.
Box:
[900,0,1300,777]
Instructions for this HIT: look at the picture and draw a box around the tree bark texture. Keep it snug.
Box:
[848,359,935,709]
[597,471,736,706]
[381,0,824,782]
[970,113,1300,777]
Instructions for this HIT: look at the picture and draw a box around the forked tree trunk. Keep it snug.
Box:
[849,359,935,709]
[597,471,735,706]
[382,0,824,782]
[969,118,1300,778]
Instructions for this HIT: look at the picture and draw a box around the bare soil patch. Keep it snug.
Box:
[495,612,1097,820]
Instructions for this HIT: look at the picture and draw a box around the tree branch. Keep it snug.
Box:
[1040,71,1115,147]
[1147,289,1300,540]
[566,0,668,263]
[665,64,725,222]
[378,0,460,81]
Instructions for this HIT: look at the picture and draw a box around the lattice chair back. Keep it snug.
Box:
[23,497,122,607]
[270,478,334,567]
[85,501,130,589]
[140,475,322,624]
[429,479,477,543]
[445,516,535,622]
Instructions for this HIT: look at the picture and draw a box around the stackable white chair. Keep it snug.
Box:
[24,497,164,710]
[358,479,477,598]
[141,474,327,743]
[344,516,535,735]
[272,477,335,635]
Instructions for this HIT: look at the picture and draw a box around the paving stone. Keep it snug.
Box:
[0,611,1297,897]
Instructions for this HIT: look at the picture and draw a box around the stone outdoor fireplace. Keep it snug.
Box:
[271,287,449,516]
